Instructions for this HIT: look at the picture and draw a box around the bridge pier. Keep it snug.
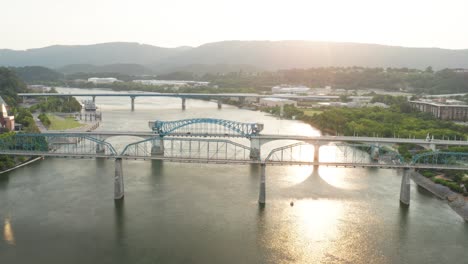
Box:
[114,158,124,200]
[314,144,321,162]
[96,143,105,154]
[280,104,284,118]
[182,98,186,110]
[259,163,266,205]
[217,100,222,109]
[151,138,165,156]
[92,96,96,103]
[239,97,245,107]
[131,96,135,111]
[400,168,411,206]
[250,138,261,160]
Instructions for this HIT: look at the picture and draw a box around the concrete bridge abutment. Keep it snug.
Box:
[114,158,124,200]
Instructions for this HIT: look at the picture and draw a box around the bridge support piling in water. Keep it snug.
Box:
[131,96,135,111]
[250,138,261,160]
[400,168,411,205]
[217,100,222,109]
[96,143,105,154]
[314,144,321,162]
[114,158,124,200]
[151,138,165,156]
[259,163,266,204]
[182,98,186,110]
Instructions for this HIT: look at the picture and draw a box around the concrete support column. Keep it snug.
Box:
[239,97,245,106]
[400,168,411,205]
[371,144,380,161]
[96,142,105,154]
[280,104,284,118]
[258,163,266,205]
[92,96,96,103]
[250,138,261,160]
[131,96,135,111]
[217,100,222,109]
[429,143,436,151]
[151,138,165,156]
[313,144,320,163]
[114,158,124,200]
[182,98,186,110]
[22,96,26,104]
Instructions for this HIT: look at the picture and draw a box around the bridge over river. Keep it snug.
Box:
[2,118,468,206]
[19,92,343,111]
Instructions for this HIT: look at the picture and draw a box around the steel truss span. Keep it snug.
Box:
[121,137,252,161]
[3,132,468,170]
[150,118,263,138]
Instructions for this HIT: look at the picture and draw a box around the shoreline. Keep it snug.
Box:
[0,156,43,175]
[411,171,468,222]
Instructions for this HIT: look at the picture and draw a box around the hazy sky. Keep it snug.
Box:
[1,0,467,50]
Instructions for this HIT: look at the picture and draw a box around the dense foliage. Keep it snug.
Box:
[10,66,64,83]
[0,67,28,106]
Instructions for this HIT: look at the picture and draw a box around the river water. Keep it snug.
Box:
[1,88,467,264]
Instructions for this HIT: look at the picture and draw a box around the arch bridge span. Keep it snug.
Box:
[149,118,264,138]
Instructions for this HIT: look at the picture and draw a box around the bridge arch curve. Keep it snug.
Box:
[150,118,263,138]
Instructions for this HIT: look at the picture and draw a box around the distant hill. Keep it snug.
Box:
[0,42,187,68]
[10,66,63,83]
[58,63,154,75]
[2,41,468,74]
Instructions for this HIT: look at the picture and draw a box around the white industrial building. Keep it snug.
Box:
[271,85,310,94]
[133,80,210,87]
[88,77,120,84]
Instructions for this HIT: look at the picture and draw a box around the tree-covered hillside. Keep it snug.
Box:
[0,67,28,106]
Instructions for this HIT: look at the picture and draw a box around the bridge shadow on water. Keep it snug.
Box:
[280,167,354,200]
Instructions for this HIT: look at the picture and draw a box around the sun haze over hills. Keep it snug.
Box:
[1,41,468,74]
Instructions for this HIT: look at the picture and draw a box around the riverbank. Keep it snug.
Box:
[0,156,43,175]
[412,171,468,222]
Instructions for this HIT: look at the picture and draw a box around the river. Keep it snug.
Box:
[1,88,467,263]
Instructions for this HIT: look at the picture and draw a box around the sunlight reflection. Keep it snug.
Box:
[294,199,343,241]
[4,217,15,245]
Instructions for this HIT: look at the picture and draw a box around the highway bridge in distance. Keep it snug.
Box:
[18,92,346,110]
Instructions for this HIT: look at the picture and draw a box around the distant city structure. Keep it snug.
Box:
[410,99,468,121]
[133,80,210,87]
[271,85,310,94]
[259,97,297,107]
[0,96,15,131]
[88,77,120,84]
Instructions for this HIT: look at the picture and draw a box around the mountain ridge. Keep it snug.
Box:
[2,40,468,74]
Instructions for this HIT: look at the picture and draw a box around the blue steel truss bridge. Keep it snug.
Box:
[2,118,468,206]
